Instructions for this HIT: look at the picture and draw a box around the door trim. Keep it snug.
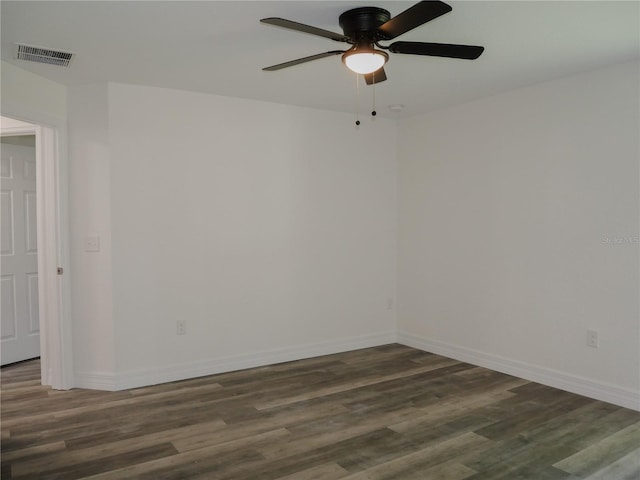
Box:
[1,110,73,389]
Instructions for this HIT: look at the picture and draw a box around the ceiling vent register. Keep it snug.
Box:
[15,43,73,67]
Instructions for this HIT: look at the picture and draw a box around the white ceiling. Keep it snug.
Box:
[2,1,638,118]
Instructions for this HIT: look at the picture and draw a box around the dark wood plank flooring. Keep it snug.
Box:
[1,344,639,479]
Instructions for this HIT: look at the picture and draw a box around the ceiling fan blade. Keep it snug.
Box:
[389,41,484,60]
[364,67,387,85]
[262,50,345,71]
[261,18,349,42]
[377,1,452,40]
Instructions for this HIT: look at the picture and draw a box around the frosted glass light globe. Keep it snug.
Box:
[343,51,387,74]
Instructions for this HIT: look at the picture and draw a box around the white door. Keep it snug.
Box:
[1,138,40,365]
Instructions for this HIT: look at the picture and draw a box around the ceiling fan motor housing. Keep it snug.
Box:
[339,7,391,42]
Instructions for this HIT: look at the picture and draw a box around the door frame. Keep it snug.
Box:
[1,109,73,389]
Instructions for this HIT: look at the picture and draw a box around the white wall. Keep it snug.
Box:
[11,60,638,408]
[397,61,640,409]
[1,61,66,122]
[67,84,116,383]
[68,83,397,387]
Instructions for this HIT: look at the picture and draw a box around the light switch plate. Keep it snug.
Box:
[85,235,100,252]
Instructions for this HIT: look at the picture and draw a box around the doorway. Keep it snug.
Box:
[0,115,72,389]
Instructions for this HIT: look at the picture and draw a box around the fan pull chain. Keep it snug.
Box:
[371,72,377,117]
[355,73,361,126]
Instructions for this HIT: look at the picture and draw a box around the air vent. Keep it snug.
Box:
[15,43,73,67]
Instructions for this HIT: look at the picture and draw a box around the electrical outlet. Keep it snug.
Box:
[177,320,186,335]
[587,329,599,348]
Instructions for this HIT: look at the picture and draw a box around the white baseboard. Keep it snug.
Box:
[75,331,397,391]
[74,329,640,412]
[74,371,118,391]
[397,331,640,411]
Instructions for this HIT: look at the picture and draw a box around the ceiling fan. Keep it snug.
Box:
[261,0,484,85]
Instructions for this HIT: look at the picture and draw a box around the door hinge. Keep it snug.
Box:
[57,267,64,275]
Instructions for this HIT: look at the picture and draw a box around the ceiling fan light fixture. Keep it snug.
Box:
[262,1,485,85]
[342,48,388,75]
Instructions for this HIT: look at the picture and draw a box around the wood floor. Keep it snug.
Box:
[1,345,639,479]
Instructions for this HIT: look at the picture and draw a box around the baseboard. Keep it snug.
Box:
[397,331,640,411]
[74,371,118,390]
[75,330,639,411]
[76,331,397,391]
